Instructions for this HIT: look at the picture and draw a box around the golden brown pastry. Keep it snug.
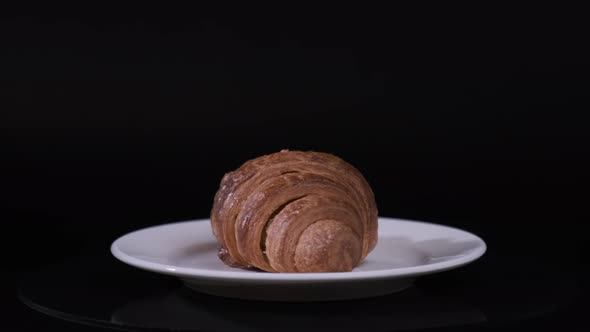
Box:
[210,150,378,272]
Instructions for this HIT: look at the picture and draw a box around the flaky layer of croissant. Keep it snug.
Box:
[210,150,378,273]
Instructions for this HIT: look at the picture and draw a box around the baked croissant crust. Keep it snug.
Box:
[210,150,378,273]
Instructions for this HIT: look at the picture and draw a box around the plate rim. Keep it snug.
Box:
[111,217,486,282]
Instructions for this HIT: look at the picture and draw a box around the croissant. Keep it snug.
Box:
[210,150,378,273]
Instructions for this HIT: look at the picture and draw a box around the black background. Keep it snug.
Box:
[2,4,589,331]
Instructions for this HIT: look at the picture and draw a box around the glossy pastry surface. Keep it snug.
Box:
[211,150,378,273]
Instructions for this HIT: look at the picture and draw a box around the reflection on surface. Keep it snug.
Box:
[111,286,486,332]
[17,250,580,332]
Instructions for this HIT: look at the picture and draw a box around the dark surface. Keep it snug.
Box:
[2,4,589,331]
[15,247,581,332]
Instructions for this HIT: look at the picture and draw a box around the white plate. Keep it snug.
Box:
[111,217,486,301]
